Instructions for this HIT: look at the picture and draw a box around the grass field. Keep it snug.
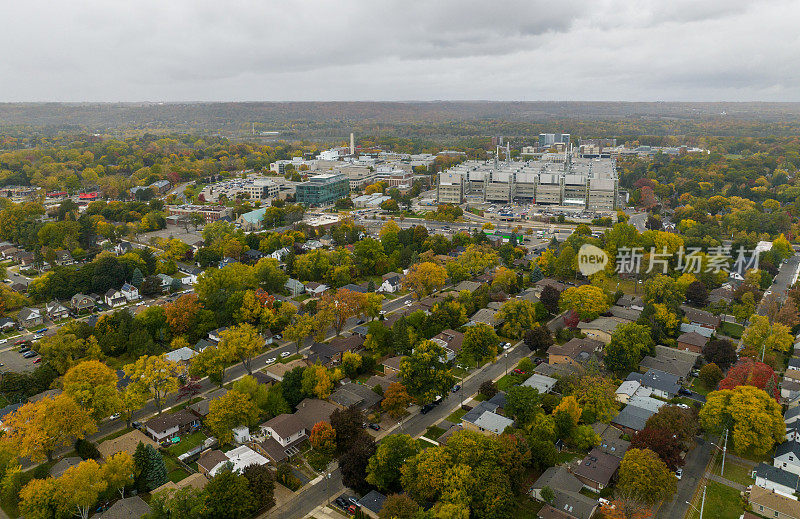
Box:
[446,408,467,423]
[685,481,744,519]
[690,378,713,395]
[719,321,744,339]
[711,459,754,487]
[423,425,446,441]
[166,431,207,457]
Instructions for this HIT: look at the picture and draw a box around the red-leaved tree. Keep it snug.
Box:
[718,359,780,401]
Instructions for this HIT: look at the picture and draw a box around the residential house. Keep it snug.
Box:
[609,305,641,322]
[534,278,567,297]
[454,280,483,293]
[306,342,342,368]
[383,356,404,376]
[358,490,388,519]
[70,293,95,312]
[164,346,199,365]
[54,250,75,266]
[775,442,800,477]
[341,282,370,294]
[187,388,228,418]
[218,257,238,269]
[616,294,644,311]
[680,305,721,336]
[285,278,305,296]
[611,404,657,436]
[639,345,699,381]
[197,450,229,477]
[431,329,464,362]
[143,410,200,442]
[615,380,652,404]
[97,496,151,519]
[114,242,133,255]
[749,485,800,519]
[676,331,709,354]
[156,274,174,291]
[17,307,43,328]
[470,308,500,327]
[754,463,800,499]
[530,466,583,501]
[537,494,599,519]
[304,282,329,296]
[522,373,558,394]
[121,282,140,301]
[270,247,291,262]
[571,448,620,491]
[547,338,604,367]
[627,369,680,399]
[577,317,627,345]
[208,327,229,343]
[461,401,513,436]
[789,358,800,372]
[97,430,159,460]
[593,423,631,459]
[49,457,83,478]
[330,383,383,410]
[104,289,126,308]
[708,286,734,304]
[0,318,14,331]
[378,272,402,293]
[256,398,336,462]
[243,249,265,264]
[45,300,69,321]
[0,403,24,431]
[786,406,800,428]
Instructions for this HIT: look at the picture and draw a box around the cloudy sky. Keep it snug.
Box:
[1,0,797,102]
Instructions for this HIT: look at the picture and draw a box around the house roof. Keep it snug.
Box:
[462,401,500,424]
[472,411,514,434]
[677,331,708,347]
[431,329,464,353]
[197,449,229,473]
[98,496,151,519]
[383,356,404,371]
[750,483,800,517]
[331,383,382,410]
[680,305,721,327]
[755,463,800,490]
[358,490,388,514]
[548,338,603,362]
[294,398,337,431]
[187,388,228,417]
[546,489,600,519]
[532,466,583,494]
[165,346,198,363]
[262,413,305,438]
[49,456,82,478]
[577,317,626,334]
[144,410,197,434]
[616,294,643,308]
[572,448,620,486]
[535,278,567,292]
[611,404,655,432]
[97,429,159,459]
[329,335,365,353]
[121,282,137,292]
[470,308,499,325]
[17,307,40,320]
[454,280,483,293]
[787,406,800,423]
[609,306,641,321]
[634,369,681,395]
[522,373,557,394]
[639,355,694,379]
[776,441,800,460]
[616,380,641,397]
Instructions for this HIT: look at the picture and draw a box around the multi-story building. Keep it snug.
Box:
[437,155,618,211]
[200,177,279,202]
[296,173,350,207]
[167,204,233,222]
[539,133,571,148]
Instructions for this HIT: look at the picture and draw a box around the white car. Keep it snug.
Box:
[405,300,412,306]
[280,351,292,358]
[109,413,120,420]
[674,468,683,480]
[265,357,276,365]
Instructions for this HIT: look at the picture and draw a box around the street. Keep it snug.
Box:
[655,438,713,519]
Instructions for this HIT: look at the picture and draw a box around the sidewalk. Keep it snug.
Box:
[706,472,746,491]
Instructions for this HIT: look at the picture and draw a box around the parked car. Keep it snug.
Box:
[451,384,461,393]
[280,351,292,358]
[273,333,282,340]
[420,403,435,414]
[678,388,692,396]
[675,468,683,480]
[33,357,42,364]
[265,357,276,365]
[335,497,349,510]
[109,413,121,421]
[513,368,528,375]
[22,351,37,358]
[368,423,381,431]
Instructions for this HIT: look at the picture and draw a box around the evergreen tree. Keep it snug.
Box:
[145,444,168,490]
[530,265,544,283]
[133,441,149,492]
[131,268,144,287]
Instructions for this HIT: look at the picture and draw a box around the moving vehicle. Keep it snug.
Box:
[451,384,461,392]
[674,468,683,480]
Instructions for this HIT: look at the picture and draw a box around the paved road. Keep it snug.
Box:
[655,438,713,519]
[264,342,533,519]
[627,211,647,233]
[757,253,800,315]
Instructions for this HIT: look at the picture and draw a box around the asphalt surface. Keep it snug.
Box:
[757,254,800,315]
[264,341,533,519]
[655,437,713,519]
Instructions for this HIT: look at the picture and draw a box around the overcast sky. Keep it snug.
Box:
[1,0,797,102]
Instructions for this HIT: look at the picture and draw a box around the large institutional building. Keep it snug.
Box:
[437,154,618,211]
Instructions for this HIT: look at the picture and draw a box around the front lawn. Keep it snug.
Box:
[685,481,744,519]
[690,378,712,395]
[719,321,744,339]
[446,408,467,423]
[711,459,754,487]
[164,456,190,483]
[497,372,525,391]
[423,425,446,441]
[510,495,543,519]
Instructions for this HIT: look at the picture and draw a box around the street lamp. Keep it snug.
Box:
[685,485,706,519]
[504,353,509,376]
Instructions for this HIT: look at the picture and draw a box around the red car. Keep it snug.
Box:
[513,368,528,375]
[33,357,42,364]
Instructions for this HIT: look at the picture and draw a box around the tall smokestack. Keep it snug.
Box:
[350,133,355,155]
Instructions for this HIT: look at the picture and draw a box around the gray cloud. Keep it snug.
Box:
[0,0,797,101]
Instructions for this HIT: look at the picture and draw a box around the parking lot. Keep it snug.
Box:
[0,344,41,373]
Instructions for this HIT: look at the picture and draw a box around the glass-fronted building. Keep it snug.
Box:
[296,173,350,206]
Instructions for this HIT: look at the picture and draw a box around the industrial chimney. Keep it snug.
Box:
[350,133,355,156]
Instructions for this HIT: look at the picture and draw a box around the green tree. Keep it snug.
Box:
[399,341,456,404]
[572,375,618,423]
[366,434,422,492]
[604,322,654,374]
[699,386,784,455]
[204,468,255,519]
[505,385,541,426]
[206,391,260,444]
[461,324,499,363]
[496,299,537,339]
[615,448,676,515]
[559,285,609,320]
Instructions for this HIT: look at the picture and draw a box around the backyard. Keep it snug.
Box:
[685,481,744,519]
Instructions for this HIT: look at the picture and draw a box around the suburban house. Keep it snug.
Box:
[208,327,229,343]
[382,356,404,376]
[0,318,15,331]
[639,345,699,381]
[306,342,341,368]
[676,331,709,353]
[104,289,126,308]
[270,247,291,261]
[708,286,734,304]
[454,280,483,293]
[470,308,500,327]
[358,490,389,519]
[611,403,659,436]
[157,274,174,290]
[330,383,383,410]
[260,414,307,447]
[96,496,151,519]
[593,423,631,459]
[198,446,269,478]
[17,307,43,328]
[0,403,24,431]
[522,373,558,394]
[461,401,513,436]
[197,450,229,477]
[54,250,75,266]
[749,485,800,519]
[627,369,680,398]
[45,300,69,321]
[121,282,140,301]
[430,329,464,362]
[256,398,336,462]
[97,430,159,460]
[774,442,800,476]
[547,338,604,366]
[786,406,800,428]
[165,346,199,366]
[615,380,652,404]
[680,305,720,336]
[304,282,329,296]
[114,241,133,255]
[187,388,228,418]
[571,448,620,491]
[285,278,305,296]
[616,294,644,311]
[530,467,600,519]
[143,410,201,442]
[754,463,800,499]
[577,317,627,345]
[534,278,567,297]
[243,249,265,263]
[609,305,641,322]
[378,272,402,293]
[70,293,95,312]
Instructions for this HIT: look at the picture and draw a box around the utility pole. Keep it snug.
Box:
[686,485,706,519]
[721,428,728,477]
